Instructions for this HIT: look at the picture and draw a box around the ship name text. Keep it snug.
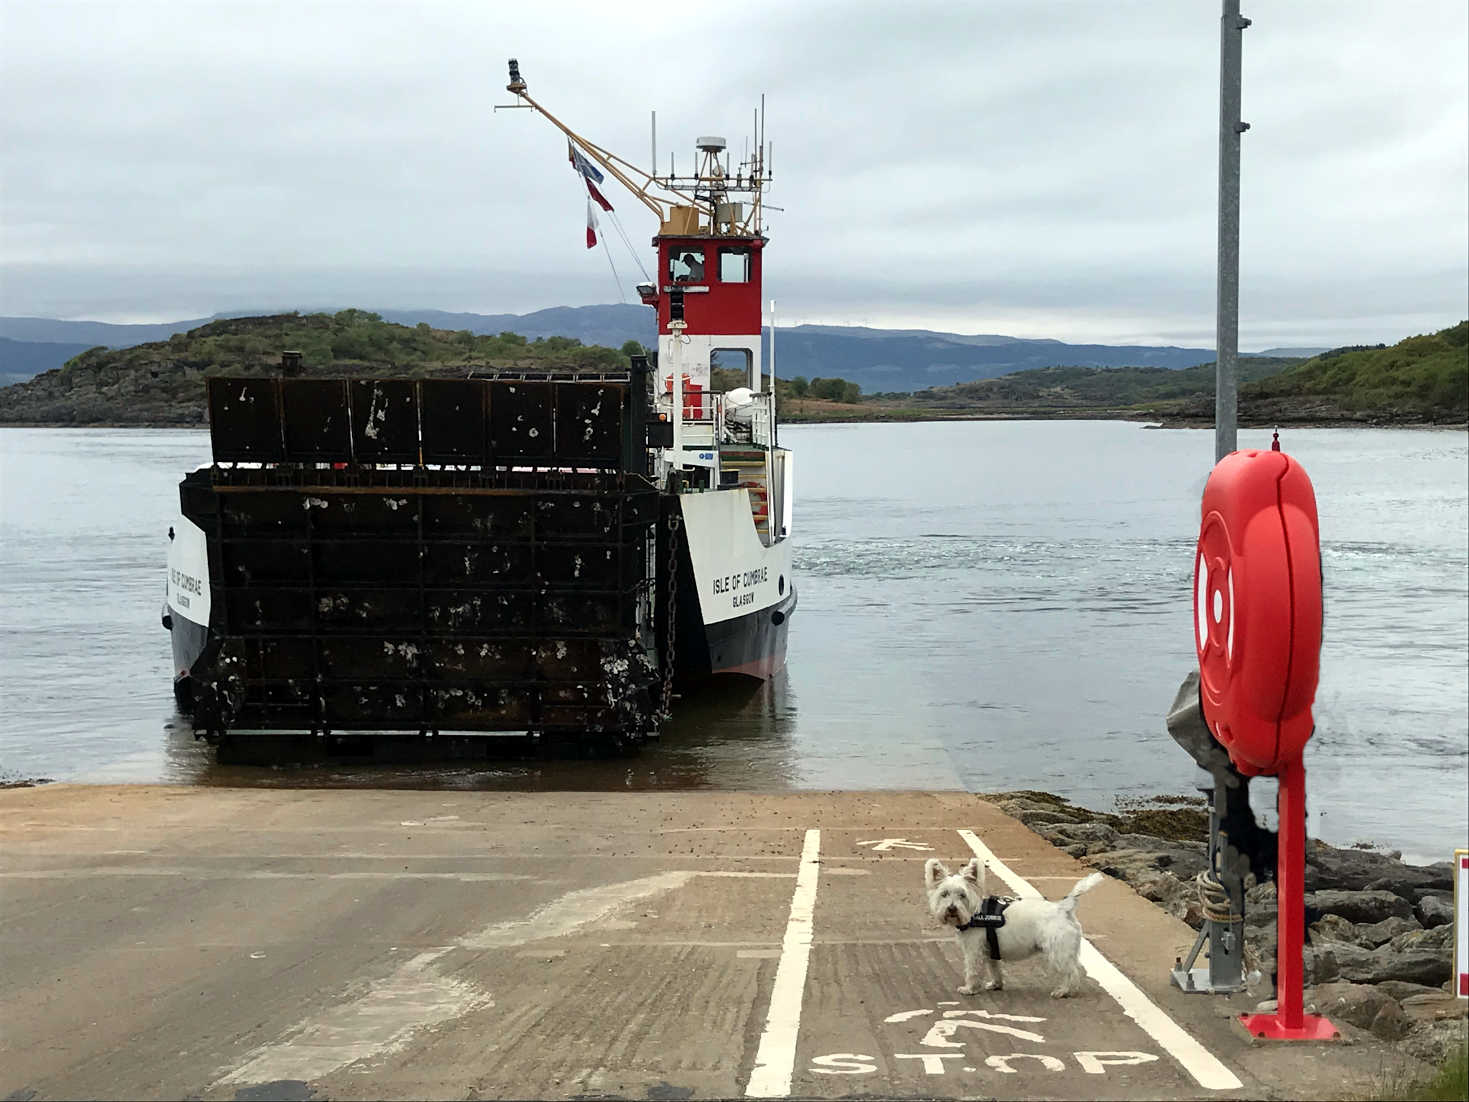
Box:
[170,567,203,608]
[711,566,769,609]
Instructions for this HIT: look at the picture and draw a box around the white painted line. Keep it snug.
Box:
[745,828,821,1098]
[956,828,1242,1093]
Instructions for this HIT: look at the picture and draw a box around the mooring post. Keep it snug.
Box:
[1206,776,1246,988]
[1216,0,1250,464]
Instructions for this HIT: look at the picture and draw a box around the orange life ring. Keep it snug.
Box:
[1194,449,1323,776]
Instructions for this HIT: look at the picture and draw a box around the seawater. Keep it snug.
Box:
[1,422,1464,861]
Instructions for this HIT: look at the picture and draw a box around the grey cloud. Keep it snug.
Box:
[0,0,1463,349]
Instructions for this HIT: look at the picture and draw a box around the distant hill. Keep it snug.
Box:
[0,311,629,425]
[0,337,95,388]
[1235,322,1467,423]
[905,357,1304,413]
[1256,346,1332,358]
[887,324,1466,425]
[0,316,211,346]
[3,305,1244,391]
[768,327,1218,391]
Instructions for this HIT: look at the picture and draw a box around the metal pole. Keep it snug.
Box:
[670,323,684,463]
[1206,780,1245,988]
[1216,1,1250,464]
[769,299,777,448]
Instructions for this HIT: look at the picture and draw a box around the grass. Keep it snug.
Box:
[1370,1042,1468,1101]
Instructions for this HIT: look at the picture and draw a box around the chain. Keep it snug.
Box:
[659,510,681,721]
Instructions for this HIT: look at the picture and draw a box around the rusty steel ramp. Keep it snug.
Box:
[182,373,665,747]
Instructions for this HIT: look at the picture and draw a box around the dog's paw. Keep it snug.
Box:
[957,983,979,995]
[1049,988,1073,999]
[985,979,1003,991]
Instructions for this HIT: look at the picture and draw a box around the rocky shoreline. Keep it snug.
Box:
[990,790,1467,1065]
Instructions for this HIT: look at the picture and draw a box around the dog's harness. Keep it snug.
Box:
[959,895,1013,960]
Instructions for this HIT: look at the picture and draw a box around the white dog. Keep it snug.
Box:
[925,857,1103,998]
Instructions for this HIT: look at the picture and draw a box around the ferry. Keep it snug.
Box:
[162,61,794,753]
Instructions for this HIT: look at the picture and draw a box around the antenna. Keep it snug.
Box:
[760,94,766,175]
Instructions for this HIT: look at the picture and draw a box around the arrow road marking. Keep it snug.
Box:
[856,838,932,852]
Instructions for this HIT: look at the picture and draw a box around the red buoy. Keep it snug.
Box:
[1194,448,1322,777]
[1196,447,1337,1042]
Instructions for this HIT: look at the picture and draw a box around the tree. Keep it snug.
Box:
[810,376,861,403]
[786,375,809,397]
[620,339,648,361]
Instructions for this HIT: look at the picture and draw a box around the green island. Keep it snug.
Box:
[0,311,1463,428]
[781,320,1468,427]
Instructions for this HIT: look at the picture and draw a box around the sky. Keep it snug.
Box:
[1,0,1465,349]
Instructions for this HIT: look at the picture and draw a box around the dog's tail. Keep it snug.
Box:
[1058,871,1105,915]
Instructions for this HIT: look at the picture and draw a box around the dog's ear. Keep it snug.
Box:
[960,858,983,887]
[924,859,949,889]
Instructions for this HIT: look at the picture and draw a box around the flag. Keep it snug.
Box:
[568,142,604,184]
[586,196,598,249]
[585,177,614,212]
[569,141,614,211]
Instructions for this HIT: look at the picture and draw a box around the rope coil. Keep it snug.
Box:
[1195,868,1243,924]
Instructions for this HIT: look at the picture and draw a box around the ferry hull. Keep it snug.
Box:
[699,586,796,679]
[668,486,795,682]
[164,516,213,710]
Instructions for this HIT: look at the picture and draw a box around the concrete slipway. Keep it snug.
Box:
[0,786,1406,1100]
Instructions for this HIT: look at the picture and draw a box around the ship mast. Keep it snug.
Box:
[501,59,769,238]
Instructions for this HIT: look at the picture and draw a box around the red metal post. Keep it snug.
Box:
[1275,755,1306,1027]
[1237,755,1339,1040]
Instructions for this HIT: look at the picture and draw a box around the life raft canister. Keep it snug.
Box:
[1194,449,1323,776]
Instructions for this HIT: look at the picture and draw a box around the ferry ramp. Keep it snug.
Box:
[0,786,1395,1100]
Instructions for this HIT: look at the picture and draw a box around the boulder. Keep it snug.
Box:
[1368,998,1412,1041]
[1011,808,1078,827]
[1304,889,1413,924]
[1313,940,1453,987]
[1246,880,1277,905]
[1414,894,1454,929]
[1304,842,1451,896]
[1305,981,1400,1033]
[1087,848,1168,883]
[1246,903,1279,931]
[998,798,1092,825]
[1376,979,1444,1002]
[1355,915,1421,947]
[1091,838,1209,880]
[1137,871,1187,906]
[1386,924,1454,955]
[1310,913,1361,945]
[1040,821,1119,845]
[1400,992,1469,1023]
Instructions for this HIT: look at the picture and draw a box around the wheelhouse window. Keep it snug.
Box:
[711,348,753,390]
[668,249,706,282]
[718,248,751,283]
